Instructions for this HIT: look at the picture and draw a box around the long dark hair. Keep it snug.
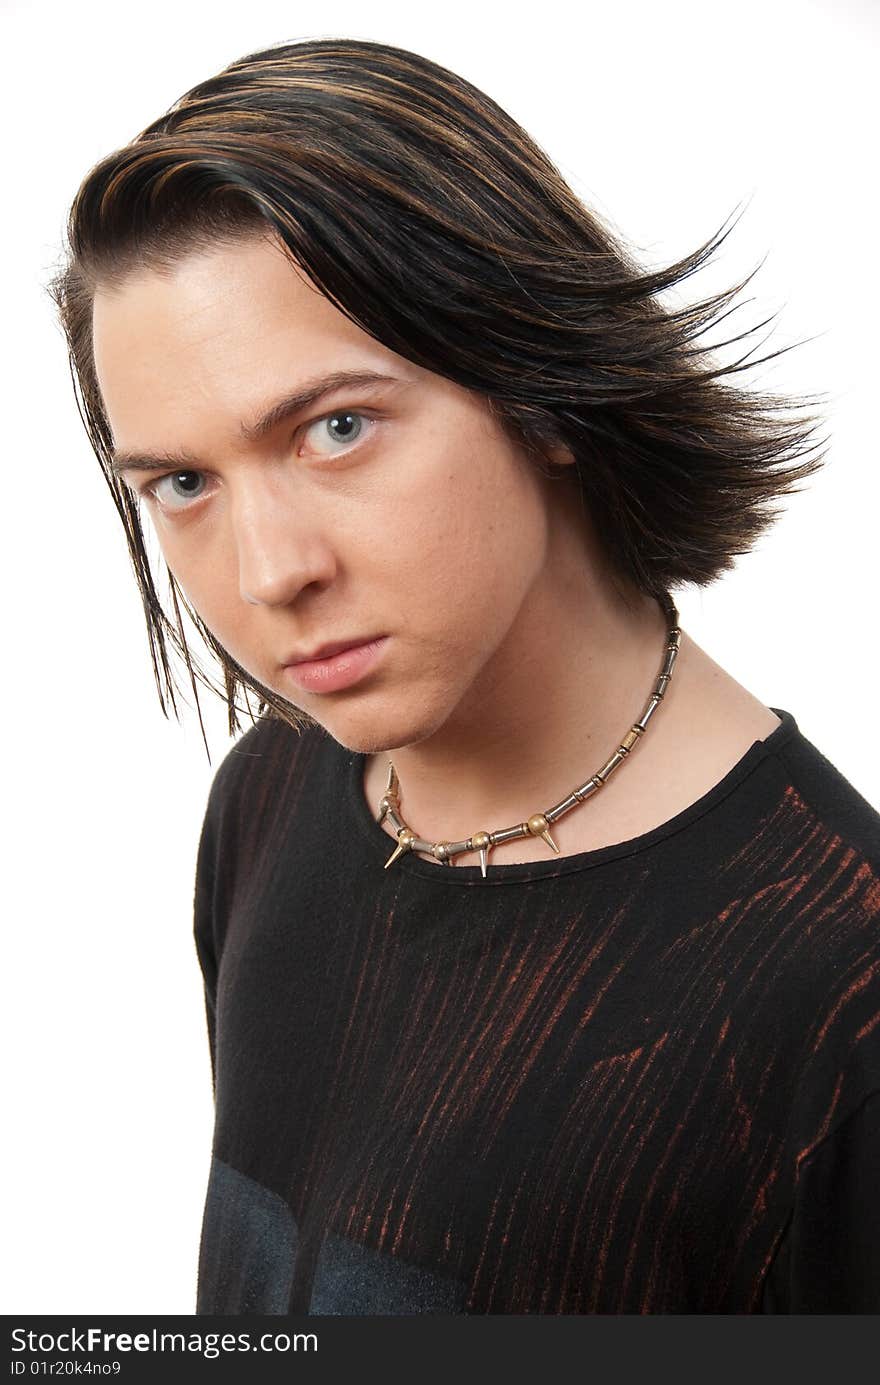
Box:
[48,35,826,756]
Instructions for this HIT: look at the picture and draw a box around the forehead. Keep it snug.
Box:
[91,233,410,443]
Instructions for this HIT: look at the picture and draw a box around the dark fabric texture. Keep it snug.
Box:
[192,706,880,1314]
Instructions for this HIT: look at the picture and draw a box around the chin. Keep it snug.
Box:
[314,693,451,757]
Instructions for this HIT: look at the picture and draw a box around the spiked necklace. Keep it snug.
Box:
[377,590,681,877]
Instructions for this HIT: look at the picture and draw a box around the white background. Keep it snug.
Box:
[2,0,877,1314]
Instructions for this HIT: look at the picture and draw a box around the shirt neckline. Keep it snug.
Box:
[344,707,800,886]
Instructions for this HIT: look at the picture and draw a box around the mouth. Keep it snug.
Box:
[283,635,384,665]
[280,636,389,695]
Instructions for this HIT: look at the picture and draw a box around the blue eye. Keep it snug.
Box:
[305,410,367,455]
[140,407,373,511]
[148,471,206,509]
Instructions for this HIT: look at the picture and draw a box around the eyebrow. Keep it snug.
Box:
[108,369,407,476]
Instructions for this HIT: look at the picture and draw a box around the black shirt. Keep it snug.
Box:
[192,707,880,1313]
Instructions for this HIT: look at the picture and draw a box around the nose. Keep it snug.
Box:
[234,480,338,607]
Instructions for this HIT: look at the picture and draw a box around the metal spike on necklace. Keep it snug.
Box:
[377,590,681,877]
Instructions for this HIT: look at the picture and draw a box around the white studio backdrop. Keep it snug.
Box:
[2,0,877,1314]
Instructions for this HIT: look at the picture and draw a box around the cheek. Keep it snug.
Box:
[150,523,241,630]
[378,447,546,607]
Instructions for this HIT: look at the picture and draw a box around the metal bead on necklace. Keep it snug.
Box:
[377,590,681,877]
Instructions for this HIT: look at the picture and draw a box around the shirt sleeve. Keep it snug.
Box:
[762,1089,880,1312]
[191,717,272,1102]
[193,794,219,1099]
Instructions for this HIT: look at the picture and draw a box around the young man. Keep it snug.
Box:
[53,36,880,1313]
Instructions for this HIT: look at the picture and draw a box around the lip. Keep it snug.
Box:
[281,636,389,694]
[285,635,383,664]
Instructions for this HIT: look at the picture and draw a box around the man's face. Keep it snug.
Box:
[92,232,573,753]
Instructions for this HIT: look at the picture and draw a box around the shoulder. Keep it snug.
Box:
[194,711,336,931]
[204,709,329,819]
[765,716,880,983]
[740,713,880,955]
[196,712,338,880]
[761,717,880,1110]
[701,709,880,961]
[771,720,880,874]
